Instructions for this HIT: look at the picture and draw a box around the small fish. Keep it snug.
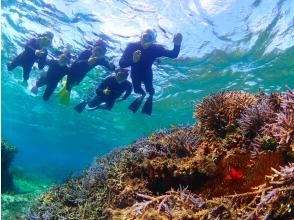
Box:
[226,165,243,181]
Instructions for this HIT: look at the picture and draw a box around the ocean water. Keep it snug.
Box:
[1,0,294,183]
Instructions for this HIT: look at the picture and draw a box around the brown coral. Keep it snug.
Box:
[195,91,256,137]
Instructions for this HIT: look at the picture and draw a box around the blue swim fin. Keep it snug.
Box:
[128,96,144,113]
[74,101,87,113]
[141,96,153,116]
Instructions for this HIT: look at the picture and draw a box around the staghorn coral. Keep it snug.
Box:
[195,91,256,137]
[238,95,277,139]
[30,90,294,220]
[107,164,294,219]
[131,125,201,159]
[106,186,206,219]
[261,90,294,147]
[224,163,294,219]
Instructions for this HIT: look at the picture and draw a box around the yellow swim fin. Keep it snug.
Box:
[57,85,71,105]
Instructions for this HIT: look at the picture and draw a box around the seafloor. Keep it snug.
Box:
[21,90,294,219]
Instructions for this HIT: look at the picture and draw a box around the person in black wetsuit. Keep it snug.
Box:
[7,31,54,83]
[74,68,132,113]
[30,49,71,101]
[66,40,115,91]
[119,29,183,115]
[58,40,115,105]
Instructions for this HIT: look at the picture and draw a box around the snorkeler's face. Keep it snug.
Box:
[92,46,106,58]
[41,36,52,48]
[141,33,155,48]
[58,54,70,66]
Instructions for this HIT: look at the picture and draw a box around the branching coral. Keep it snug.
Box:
[106,186,205,219]
[261,90,294,146]
[131,126,201,159]
[195,91,256,137]
[238,96,277,139]
[224,163,294,219]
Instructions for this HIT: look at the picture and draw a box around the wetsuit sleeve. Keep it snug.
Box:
[96,76,112,94]
[77,50,91,61]
[154,44,181,59]
[100,59,115,71]
[121,81,132,100]
[119,44,134,68]
[24,39,38,53]
[37,50,48,69]
[58,66,69,83]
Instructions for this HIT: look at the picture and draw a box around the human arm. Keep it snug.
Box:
[78,50,92,62]
[96,76,112,94]
[119,43,135,68]
[121,81,133,101]
[37,50,48,69]
[155,33,183,58]
[100,58,116,71]
[24,38,39,53]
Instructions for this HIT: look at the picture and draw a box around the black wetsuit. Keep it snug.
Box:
[7,38,48,81]
[66,49,115,91]
[88,75,132,110]
[36,59,69,100]
[119,42,180,96]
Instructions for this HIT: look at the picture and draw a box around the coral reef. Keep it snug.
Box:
[30,90,294,219]
[195,91,256,137]
[1,140,17,192]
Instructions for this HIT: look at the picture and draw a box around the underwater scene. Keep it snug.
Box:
[1,0,294,219]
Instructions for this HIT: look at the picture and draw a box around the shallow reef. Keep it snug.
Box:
[30,90,294,219]
[1,173,50,220]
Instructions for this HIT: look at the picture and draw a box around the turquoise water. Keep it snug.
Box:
[1,0,294,182]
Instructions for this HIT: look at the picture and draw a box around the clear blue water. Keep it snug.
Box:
[1,0,294,182]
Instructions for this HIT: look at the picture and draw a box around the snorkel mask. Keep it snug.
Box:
[141,29,157,47]
[40,31,54,48]
[92,40,107,58]
[59,50,71,65]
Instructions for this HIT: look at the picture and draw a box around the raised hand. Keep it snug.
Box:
[173,33,183,46]
[103,88,111,96]
[133,50,142,63]
[88,56,97,66]
[35,49,45,57]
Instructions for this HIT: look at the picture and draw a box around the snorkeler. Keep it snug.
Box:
[30,49,71,101]
[58,40,115,105]
[74,68,132,113]
[7,31,54,83]
[119,29,183,115]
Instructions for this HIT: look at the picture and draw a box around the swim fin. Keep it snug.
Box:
[128,96,144,113]
[74,101,87,113]
[141,96,153,116]
[57,86,71,105]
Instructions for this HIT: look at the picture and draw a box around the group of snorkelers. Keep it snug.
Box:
[7,29,183,115]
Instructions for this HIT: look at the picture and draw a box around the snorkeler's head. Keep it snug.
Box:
[40,31,54,48]
[58,49,71,65]
[115,68,129,83]
[141,29,157,48]
[92,40,107,57]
